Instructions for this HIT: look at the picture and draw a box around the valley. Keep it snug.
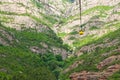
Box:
[0,0,120,80]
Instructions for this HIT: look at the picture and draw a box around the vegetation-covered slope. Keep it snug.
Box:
[0,22,68,80]
[0,46,56,80]
[60,28,120,80]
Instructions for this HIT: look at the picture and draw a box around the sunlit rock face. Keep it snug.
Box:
[0,0,50,31]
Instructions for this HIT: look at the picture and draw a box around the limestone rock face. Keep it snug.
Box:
[30,46,68,59]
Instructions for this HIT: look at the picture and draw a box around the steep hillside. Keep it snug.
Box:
[53,0,120,48]
[60,28,120,80]
[0,21,69,79]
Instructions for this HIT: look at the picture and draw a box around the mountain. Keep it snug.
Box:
[0,0,120,80]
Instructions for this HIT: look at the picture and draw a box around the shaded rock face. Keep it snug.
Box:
[63,60,83,73]
[102,47,120,57]
[75,39,119,56]
[97,55,120,69]
[70,64,120,80]
[0,27,16,46]
[0,36,9,46]
[50,46,69,59]
[30,46,46,54]
[70,54,120,80]
[30,46,69,59]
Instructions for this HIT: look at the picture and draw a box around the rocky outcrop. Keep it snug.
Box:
[70,64,120,80]
[70,55,120,80]
[30,46,46,54]
[0,36,9,46]
[50,46,69,59]
[97,55,120,69]
[77,39,119,54]
[30,46,69,59]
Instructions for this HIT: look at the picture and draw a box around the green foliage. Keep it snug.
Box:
[0,10,21,15]
[115,12,120,15]
[0,72,10,80]
[39,53,64,79]
[82,6,113,15]
[57,32,67,38]
[4,27,63,50]
[68,36,75,40]
[31,0,44,8]
[108,71,120,80]
[69,31,78,35]
[62,0,75,3]
[28,67,56,80]
[41,13,58,25]
[0,15,13,23]
[89,26,99,30]
[0,46,57,80]
[73,35,96,48]
[56,54,63,61]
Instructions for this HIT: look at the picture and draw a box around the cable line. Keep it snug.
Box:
[78,0,84,35]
